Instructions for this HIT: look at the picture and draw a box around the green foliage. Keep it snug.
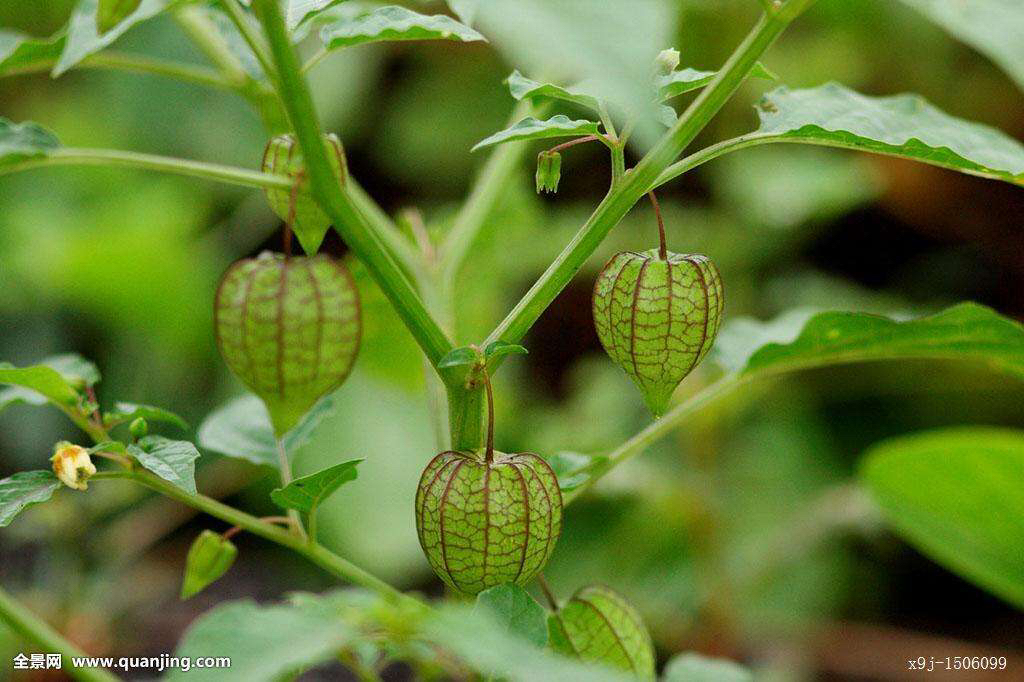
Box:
[319,5,485,50]
[415,450,562,594]
[271,458,362,513]
[0,31,65,77]
[97,0,143,34]
[505,70,602,114]
[261,133,347,254]
[197,393,335,468]
[714,303,1024,381]
[286,0,347,30]
[547,585,655,679]
[544,451,607,492]
[473,115,601,152]
[128,436,201,494]
[657,62,776,100]
[474,584,548,648]
[181,530,238,599]
[167,598,355,682]
[593,250,724,416]
[437,346,480,369]
[214,252,361,435]
[0,471,61,527]
[662,653,754,682]
[55,0,171,76]
[898,0,1024,91]
[861,427,1024,608]
[484,341,529,361]
[0,355,95,409]
[0,119,59,169]
[750,83,1024,186]
[103,401,188,430]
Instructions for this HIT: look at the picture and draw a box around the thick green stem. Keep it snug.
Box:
[447,383,485,451]
[0,148,291,189]
[0,586,121,682]
[484,10,802,352]
[2,52,239,91]
[252,0,453,368]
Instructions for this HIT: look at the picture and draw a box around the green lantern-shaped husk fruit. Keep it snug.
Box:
[548,585,656,679]
[262,132,346,255]
[415,365,562,595]
[593,195,723,417]
[215,251,361,436]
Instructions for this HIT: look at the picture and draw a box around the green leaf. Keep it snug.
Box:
[545,451,606,492]
[484,341,528,360]
[749,83,1024,186]
[0,362,81,407]
[657,62,775,100]
[472,116,600,152]
[861,427,1024,608]
[898,0,1024,92]
[505,70,602,113]
[438,346,481,369]
[270,458,362,513]
[55,0,171,76]
[0,30,66,77]
[474,585,548,649]
[446,0,478,26]
[0,354,98,413]
[0,471,62,527]
[320,5,485,50]
[662,653,753,682]
[97,0,143,34]
[197,393,335,468]
[287,0,346,29]
[0,118,60,168]
[128,436,200,494]
[167,598,355,682]
[104,401,188,430]
[713,303,1024,382]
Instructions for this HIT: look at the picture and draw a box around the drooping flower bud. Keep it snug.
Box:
[535,150,562,194]
[180,530,238,599]
[592,249,723,416]
[654,48,681,76]
[215,251,361,435]
[51,442,96,491]
[548,585,655,679]
[415,449,562,595]
[261,133,347,255]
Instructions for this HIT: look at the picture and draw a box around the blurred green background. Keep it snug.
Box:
[2,0,1023,679]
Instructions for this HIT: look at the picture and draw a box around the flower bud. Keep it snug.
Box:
[593,249,723,416]
[655,48,681,76]
[415,450,562,595]
[535,150,562,194]
[129,417,148,440]
[180,530,238,599]
[51,442,96,491]
[549,585,655,679]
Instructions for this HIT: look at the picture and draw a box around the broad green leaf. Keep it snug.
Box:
[484,341,528,360]
[43,354,101,386]
[424,603,631,682]
[167,598,354,682]
[474,585,548,648]
[287,0,346,29]
[0,471,62,527]
[438,346,480,368]
[104,401,188,430]
[98,0,143,34]
[0,354,98,413]
[545,451,607,492]
[197,393,335,467]
[55,0,172,76]
[505,70,601,113]
[0,118,60,168]
[0,362,81,407]
[713,303,1024,382]
[662,653,753,682]
[861,427,1024,608]
[472,116,600,152]
[0,31,66,77]
[898,0,1024,92]
[202,4,265,79]
[748,83,1024,186]
[270,458,362,513]
[320,5,484,50]
[128,436,200,494]
[657,62,776,100]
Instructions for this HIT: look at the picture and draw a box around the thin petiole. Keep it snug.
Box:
[647,191,668,260]
[537,574,559,611]
[276,439,307,538]
[223,516,293,540]
[544,135,604,155]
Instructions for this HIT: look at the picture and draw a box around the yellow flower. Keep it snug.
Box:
[51,442,96,491]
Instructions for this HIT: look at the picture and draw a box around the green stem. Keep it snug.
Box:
[92,470,419,609]
[0,148,292,189]
[611,144,625,186]
[482,9,807,355]
[0,586,121,682]
[276,439,306,539]
[2,52,240,91]
[220,0,277,79]
[174,5,252,87]
[252,0,454,368]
